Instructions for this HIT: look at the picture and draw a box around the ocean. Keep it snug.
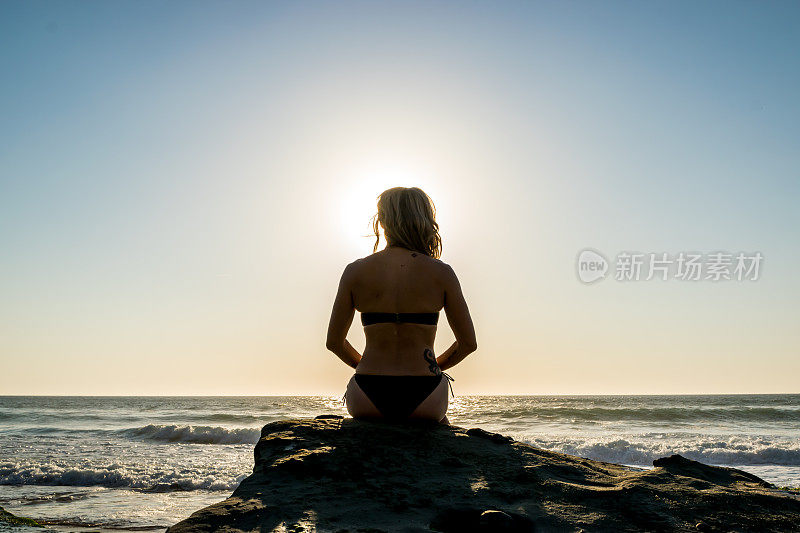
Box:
[1,395,798,531]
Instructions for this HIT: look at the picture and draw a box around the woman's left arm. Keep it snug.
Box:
[325,263,362,369]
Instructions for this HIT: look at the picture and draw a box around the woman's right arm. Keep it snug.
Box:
[325,263,362,369]
[436,265,477,371]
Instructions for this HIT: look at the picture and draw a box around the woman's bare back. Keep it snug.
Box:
[327,245,476,375]
[351,246,447,375]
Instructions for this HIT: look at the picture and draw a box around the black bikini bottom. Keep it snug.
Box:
[352,373,454,420]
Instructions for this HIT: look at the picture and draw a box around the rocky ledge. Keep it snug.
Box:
[0,505,42,528]
[168,416,800,532]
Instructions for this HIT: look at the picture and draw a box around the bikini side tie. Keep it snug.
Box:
[424,348,455,398]
[442,372,455,399]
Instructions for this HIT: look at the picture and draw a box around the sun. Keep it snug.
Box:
[337,164,429,255]
[332,159,458,257]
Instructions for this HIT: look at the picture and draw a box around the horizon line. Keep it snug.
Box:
[1,392,798,398]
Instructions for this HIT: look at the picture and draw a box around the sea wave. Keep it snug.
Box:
[0,424,263,444]
[523,435,800,467]
[0,411,266,424]
[119,424,261,444]
[0,461,245,491]
[175,413,266,424]
[4,398,799,429]
[459,406,800,424]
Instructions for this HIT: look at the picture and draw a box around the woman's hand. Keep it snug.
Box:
[328,339,362,369]
[436,341,471,371]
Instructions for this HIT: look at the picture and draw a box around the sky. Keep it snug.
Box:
[1,0,798,395]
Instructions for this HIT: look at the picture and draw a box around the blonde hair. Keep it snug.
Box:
[372,187,442,259]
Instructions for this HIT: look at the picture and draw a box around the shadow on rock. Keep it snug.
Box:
[167,416,800,533]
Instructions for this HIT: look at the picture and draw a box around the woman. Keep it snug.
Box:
[326,187,477,423]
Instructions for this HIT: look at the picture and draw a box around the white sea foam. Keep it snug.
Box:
[0,460,246,491]
[521,434,800,467]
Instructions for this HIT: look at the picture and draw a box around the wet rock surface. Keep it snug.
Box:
[167,416,800,532]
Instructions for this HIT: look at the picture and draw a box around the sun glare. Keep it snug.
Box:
[338,164,434,255]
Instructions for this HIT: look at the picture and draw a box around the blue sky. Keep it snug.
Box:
[1,1,798,394]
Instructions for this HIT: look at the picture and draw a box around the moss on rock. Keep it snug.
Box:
[0,505,43,527]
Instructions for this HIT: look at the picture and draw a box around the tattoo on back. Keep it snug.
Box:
[423,348,442,376]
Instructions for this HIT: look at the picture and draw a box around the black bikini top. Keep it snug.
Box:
[361,311,439,327]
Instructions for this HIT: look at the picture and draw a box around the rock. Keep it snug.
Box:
[167,418,800,532]
[479,509,515,529]
[439,456,467,468]
[429,507,532,532]
[0,505,43,527]
[652,454,773,488]
[465,427,514,444]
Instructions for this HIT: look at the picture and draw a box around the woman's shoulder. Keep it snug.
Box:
[350,252,454,276]
[340,255,375,277]
[420,255,453,274]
